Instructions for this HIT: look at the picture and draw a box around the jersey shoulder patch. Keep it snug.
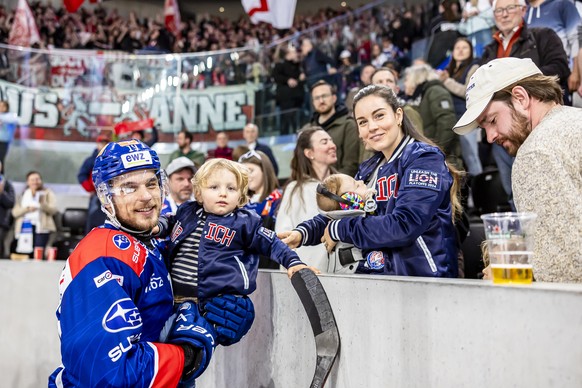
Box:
[68,228,148,279]
[258,226,275,241]
[402,169,442,191]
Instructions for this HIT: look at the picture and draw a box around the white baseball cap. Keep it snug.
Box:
[453,57,542,135]
[165,157,197,176]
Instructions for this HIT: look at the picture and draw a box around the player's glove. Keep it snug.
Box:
[166,301,216,383]
[202,295,255,346]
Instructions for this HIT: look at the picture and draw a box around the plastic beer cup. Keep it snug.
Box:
[33,247,44,261]
[480,212,537,284]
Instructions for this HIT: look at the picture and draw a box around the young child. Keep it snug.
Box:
[157,158,317,309]
[315,173,377,213]
[281,173,378,273]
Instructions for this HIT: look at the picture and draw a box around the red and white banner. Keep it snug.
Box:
[63,0,103,13]
[63,0,85,13]
[0,79,257,141]
[164,0,182,36]
[8,0,40,47]
[241,0,297,29]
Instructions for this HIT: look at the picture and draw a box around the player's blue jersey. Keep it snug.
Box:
[49,224,185,387]
[297,137,458,277]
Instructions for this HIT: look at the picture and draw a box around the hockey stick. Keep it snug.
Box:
[291,269,341,388]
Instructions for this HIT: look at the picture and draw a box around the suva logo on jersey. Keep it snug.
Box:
[102,298,143,333]
[112,234,131,250]
[121,151,152,169]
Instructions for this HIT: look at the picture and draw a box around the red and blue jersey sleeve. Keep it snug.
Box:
[51,228,184,387]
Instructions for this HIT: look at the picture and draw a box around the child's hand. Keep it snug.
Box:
[151,225,160,235]
[287,264,321,279]
[277,230,302,249]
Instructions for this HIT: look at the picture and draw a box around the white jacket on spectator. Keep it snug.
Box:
[275,180,329,272]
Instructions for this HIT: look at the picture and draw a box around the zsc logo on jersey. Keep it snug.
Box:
[93,270,124,288]
[102,298,143,333]
[171,222,183,242]
[366,251,385,270]
[403,169,441,191]
[113,234,131,250]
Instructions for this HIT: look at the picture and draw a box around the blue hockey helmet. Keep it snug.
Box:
[92,139,161,188]
[92,140,168,231]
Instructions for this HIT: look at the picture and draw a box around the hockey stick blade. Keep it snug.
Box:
[291,269,340,388]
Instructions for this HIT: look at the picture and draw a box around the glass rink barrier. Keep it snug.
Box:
[0,0,405,185]
[0,44,267,184]
[1,262,582,387]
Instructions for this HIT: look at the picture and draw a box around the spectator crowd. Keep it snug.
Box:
[0,0,581,285]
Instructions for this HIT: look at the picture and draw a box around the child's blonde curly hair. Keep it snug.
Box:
[192,158,249,208]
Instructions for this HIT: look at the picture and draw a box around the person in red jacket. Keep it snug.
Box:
[78,132,111,233]
[207,131,233,160]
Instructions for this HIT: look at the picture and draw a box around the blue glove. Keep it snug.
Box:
[167,301,216,382]
[202,295,255,346]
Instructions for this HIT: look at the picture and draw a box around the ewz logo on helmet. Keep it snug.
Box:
[121,151,153,168]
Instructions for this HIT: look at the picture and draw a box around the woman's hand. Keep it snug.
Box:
[287,264,321,279]
[321,226,337,253]
[277,230,302,249]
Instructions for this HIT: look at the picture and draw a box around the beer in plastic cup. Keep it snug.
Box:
[46,247,57,261]
[33,247,44,261]
[480,212,537,284]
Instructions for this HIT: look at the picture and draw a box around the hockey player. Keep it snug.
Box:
[49,140,255,387]
[281,85,461,277]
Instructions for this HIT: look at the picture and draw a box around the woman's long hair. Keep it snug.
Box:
[285,126,329,211]
[353,85,463,222]
[446,37,474,82]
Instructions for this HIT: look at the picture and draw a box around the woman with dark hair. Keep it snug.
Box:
[281,85,461,277]
[440,37,482,177]
[275,127,337,271]
[12,171,57,258]
[239,150,282,269]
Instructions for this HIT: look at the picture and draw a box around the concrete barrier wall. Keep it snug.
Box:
[1,261,581,388]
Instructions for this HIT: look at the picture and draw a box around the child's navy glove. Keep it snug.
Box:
[167,301,216,383]
[202,295,255,346]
